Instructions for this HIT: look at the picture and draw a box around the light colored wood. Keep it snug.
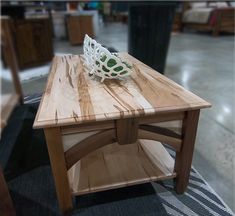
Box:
[67,161,81,192]
[116,118,138,145]
[139,112,185,125]
[140,139,175,175]
[62,130,99,151]
[0,94,19,131]
[61,114,183,135]
[33,53,210,129]
[63,121,182,168]
[174,110,200,193]
[65,129,116,169]
[139,124,181,139]
[44,127,73,214]
[61,120,115,134]
[1,18,23,103]
[149,120,182,134]
[68,140,176,195]
[138,129,182,151]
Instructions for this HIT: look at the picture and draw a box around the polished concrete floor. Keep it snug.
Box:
[1,23,234,212]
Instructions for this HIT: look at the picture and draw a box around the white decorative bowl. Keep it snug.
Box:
[83,34,132,82]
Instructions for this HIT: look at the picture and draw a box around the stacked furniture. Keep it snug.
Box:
[182,2,235,36]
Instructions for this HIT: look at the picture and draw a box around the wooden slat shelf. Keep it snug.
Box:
[68,140,176,196]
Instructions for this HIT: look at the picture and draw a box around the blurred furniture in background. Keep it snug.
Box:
[1,18,23,104]
[128,2,175,74]
[78,10,99,36]
[67,14,94,45]
[2,5,54,70]
[52,11,67,39]
[12,18,53,69]
[0,17,24,216]
[33,53,210,214]
[0,164,15,216]
[182,2,235,36]
[1,17,53,70]
[103,2,129,23]
[172,11,182,32]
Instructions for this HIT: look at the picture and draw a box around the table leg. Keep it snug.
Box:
[44,127,73,214]
[0,165,15,216]
[174,110,200,193]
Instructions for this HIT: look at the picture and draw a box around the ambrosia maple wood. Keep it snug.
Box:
[33,52,210,129]
[34,52,211,214]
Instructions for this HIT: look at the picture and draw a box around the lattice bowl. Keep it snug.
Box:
[83,34,132,82]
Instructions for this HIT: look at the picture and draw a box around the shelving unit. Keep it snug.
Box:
[68,140,176,196]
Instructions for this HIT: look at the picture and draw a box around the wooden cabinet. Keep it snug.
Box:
[13,18,53,69]
[67,15,94,45]
[2,18,54,70]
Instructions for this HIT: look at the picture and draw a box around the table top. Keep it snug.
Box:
[33,52,210,129]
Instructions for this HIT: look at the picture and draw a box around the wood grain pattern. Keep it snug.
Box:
[138,129,182,151]
[116,118,138,144]
[33,53,210,129]
[139,112,184,125]
[61,114,183,135]
[174,110,200,193]
[44,127,73,213]
[68,140,176,195]
[139,124,181,139]
[62,130,99,151]
[140,139,175,175]
[65,129,116,169]
[61,120,115,134]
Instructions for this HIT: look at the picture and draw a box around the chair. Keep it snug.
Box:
[0,17,24,216]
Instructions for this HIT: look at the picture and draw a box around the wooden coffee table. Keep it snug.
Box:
[33,53,211,214]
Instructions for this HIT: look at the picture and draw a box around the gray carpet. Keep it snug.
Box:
[0,94,234,216]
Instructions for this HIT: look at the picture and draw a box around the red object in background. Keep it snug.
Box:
[68,2,78,11]
[209,7,234,26]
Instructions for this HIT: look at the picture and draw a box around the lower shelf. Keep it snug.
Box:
[68,140,176,196]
